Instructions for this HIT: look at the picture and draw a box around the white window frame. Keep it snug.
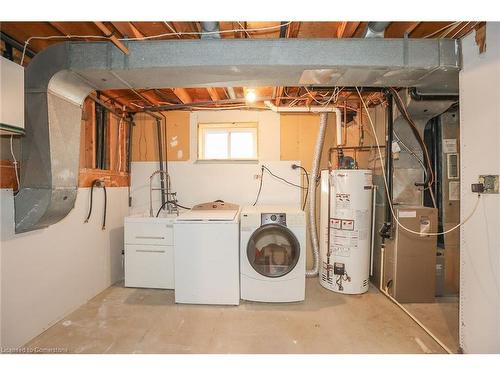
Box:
[198,122,258,161]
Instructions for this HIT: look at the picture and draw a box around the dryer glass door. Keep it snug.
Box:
[247,224,300,278]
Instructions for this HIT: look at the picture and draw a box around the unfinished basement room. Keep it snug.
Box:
[0,1,499,372]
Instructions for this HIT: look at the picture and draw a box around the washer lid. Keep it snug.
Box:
[176,209,239,222]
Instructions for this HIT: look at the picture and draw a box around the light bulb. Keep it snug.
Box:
[245,89,256,103]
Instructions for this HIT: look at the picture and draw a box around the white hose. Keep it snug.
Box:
[306,112,329,277]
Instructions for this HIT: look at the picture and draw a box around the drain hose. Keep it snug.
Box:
[306,112,329,277]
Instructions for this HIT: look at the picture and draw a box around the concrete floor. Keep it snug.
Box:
[404,296,459,353]
[24,279,447,354]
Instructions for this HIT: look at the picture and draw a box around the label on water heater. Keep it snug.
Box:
[341,219,354,231]
[335,193,351,209]
[330,218,341,229]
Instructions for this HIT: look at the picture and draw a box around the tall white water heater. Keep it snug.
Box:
[319,169,374,294]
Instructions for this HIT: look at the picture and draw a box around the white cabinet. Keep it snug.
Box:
[0,56,24,135]
[124,215,176,289]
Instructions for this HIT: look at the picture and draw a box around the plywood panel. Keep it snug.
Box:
[165,111,190,161]
[0,160,18,190]
[79,98,95,169]
[280,113,337,171]
[132,111,190,162]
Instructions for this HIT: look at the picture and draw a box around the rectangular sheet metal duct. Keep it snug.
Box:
[15,38,461,233]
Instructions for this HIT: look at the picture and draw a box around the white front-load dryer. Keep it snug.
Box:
[240,205,306,302]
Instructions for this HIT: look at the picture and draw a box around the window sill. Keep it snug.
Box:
[195,159,259,165]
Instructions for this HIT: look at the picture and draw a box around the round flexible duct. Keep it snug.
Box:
[306,112,329,277]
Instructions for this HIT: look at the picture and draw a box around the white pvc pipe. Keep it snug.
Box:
[265,101,342,145]
[265,101,341,277]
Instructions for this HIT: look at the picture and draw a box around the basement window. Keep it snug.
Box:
[198,122,258,161]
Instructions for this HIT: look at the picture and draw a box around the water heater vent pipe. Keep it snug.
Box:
[264,101,341,277]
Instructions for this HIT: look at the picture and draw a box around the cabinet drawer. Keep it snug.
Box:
[124,244,174,289]
[124,221,173,246]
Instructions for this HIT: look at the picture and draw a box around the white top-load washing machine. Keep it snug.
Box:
[240,205,306,302]
[173,201,240,305]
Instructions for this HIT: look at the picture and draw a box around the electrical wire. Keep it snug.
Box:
[294,165,310,210]
[262,165,307,190]
[84,179,107,230]
[423,22,461,39]
[156,200,191,217]
[21,22,292,65]
[390,87,435,188]
[356,87,481,236]
[252,166,265,206]
[9,135,20,194]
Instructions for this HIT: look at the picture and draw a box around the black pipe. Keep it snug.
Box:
[156,117,166,210]
[95,92,104,169]
[3,43,13,61]
[380,91,393,239]
[84,179,107,230]
[0,32,36,59]
[279,21,289,38]
[391,89,432,187]
[409,88,458,101]
[126,114,134,207]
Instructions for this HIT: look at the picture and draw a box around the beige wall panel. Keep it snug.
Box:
[132,111,190,162]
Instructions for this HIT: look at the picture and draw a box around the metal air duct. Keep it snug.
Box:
[363,22,391,38]
[200,22,221,39]
[14,44,93,233]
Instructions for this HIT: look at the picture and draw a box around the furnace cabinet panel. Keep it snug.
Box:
[384,206,438,303]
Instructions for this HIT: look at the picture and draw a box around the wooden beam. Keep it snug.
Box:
[405,22,421,36]
[94,22,129,54]
[206,87,221,102]
[79,169,129,188]
[337,22,348,38]
[345,22,361,38]
[171,88,192,104]
[275,86,284,106]
[111,22,144,39]
[286,21,301,38]
[48,22,69,35]
[139,90,161,106]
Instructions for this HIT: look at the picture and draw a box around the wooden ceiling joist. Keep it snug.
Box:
[94,22,129,54]
[111,22,144,39]
[206,87,221,102]
[48,22,70,36]
[337,22,348,38]
[171,88,192,104]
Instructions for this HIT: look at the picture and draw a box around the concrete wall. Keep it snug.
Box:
[459,22,500,353]
[0,187,128,348]
[130,110,302,215]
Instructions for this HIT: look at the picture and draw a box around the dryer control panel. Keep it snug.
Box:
[261,213,286,226]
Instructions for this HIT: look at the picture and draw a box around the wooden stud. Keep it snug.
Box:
[94,22,129,54]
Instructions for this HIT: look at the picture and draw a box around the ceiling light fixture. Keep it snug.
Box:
[245,89,257,103]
